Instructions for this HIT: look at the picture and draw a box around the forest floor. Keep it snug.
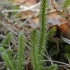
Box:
[0,0,70,70]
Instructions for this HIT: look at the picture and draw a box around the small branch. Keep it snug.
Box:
[2,2,40,13]
[0,21,18,35]
[42,60,70,67]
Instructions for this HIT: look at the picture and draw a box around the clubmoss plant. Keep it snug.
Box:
[39,0,47,54]
[0,32,25,70]
[17,33,25,70]
[30,0,58,70]
[2,52,16,70]
[46,27,56,41]
[37,0,48,69]
[1,32,12,47]
[31,0,47,69]
[31,29,39,70]
[46,64,57,70]
[0,47,6,52]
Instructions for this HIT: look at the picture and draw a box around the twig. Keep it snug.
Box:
[0,35,6,39]
[42,60,70,67]
[0,21,18,35]
[2,2,40,13]
[19,15,33,27]
[62,37,70,45]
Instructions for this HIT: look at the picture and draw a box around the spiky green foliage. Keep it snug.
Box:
[31,0,48,70]
[17,33,25,70]
[31,29,40,70]
[0,47,14,61]
[62,0,70,11]
[31,27,57,70]
[39,0,47,54]
[38,0,47,69]
[0,32,25,70]
[46,27,56,40]
[0,32,15,69]
[7,49,14,62]
[30,0,58,69]
[0,32,14,63]
[1,32,12,47]
[2,52,16,70]
[0,47,6,52]
[46,64,57,70]
[0,32,15,70]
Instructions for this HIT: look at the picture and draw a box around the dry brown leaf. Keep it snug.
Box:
[47,12,69,37]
